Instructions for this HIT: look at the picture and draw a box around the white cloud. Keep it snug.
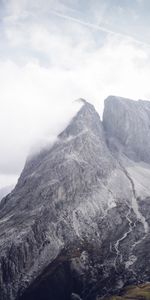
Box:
[1,0,150,187]
[0,174,18,188]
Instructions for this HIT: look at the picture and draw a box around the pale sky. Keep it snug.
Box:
[1,0,150,188]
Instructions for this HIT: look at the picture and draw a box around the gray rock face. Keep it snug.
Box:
[0,97,150,300]
[103,95,150,162]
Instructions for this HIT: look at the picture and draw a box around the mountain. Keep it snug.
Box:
[0,185,14,201]
[0,97,150,300]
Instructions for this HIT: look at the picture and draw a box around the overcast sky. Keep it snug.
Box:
[1,0,150,188]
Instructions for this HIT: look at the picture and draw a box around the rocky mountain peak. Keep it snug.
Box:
[1,96,150,300]
[103,95,150,162]
[59,99,103,140]
[16,99,108,187]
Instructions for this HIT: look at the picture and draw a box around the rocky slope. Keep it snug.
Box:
[0,185,14,202]
[0,97,150,300]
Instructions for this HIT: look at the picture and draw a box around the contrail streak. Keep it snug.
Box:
[50,10,150,48]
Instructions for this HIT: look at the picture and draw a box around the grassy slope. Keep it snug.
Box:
[100,283,150,300]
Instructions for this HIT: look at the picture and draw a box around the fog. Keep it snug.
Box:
[1,0,150,187]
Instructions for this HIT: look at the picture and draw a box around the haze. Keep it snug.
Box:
[1,0,150,188]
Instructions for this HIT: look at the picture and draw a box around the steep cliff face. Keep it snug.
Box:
[103,96,150,162]
[0,97,150,300]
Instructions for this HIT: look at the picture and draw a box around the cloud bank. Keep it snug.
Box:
[1,0,150,187]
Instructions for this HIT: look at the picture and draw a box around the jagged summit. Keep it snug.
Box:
[75,97,88,104]
[59,98,103,139]
[104,95,136,105]
[105,95,150,107]
[104,95,150,113]
[15,99,102,189]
